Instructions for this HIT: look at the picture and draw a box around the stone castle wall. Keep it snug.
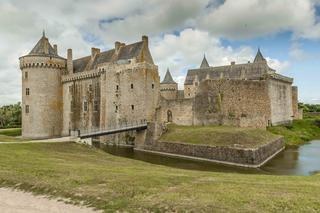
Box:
[20,56,65,139]
[158,97,194,125]
[160,83,178,100]
[193,79,271,128]
[142,137,284,167]
[268,78,293,125]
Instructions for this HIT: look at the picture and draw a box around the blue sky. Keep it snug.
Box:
[0,0,319,105]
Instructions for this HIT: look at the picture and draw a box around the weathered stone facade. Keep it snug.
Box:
[158,49,301,128]
[141,130,285,167]
[20,34,300,139]
[20,33,159,139]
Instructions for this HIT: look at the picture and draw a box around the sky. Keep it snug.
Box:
[0,0,320,105]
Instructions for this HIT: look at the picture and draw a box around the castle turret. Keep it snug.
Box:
[160,68,178,100]
[253,48,267,63]
[19,32,66,139]
[200,54,210,68]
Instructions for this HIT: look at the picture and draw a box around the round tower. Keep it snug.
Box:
[19,32,66,139]
[160,68,178,100]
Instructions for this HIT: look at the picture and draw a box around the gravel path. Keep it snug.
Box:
[0,188,99,213]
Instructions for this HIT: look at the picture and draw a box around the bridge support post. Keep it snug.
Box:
[76,137,93,146]
[135,122,164,148]
[135,129,147,149]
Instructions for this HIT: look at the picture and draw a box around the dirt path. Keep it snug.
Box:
[0,188,99,213]
[0,136,74,144]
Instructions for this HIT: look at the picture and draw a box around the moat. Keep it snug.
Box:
[97,140,320,176]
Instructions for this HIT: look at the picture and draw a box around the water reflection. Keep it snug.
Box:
[262,140,320,175]
[95,140,320,176]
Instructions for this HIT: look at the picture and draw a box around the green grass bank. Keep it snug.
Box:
[268,115,320,146]
[0,142,319,212]
[0,128,22,142]
[160,125,280,148]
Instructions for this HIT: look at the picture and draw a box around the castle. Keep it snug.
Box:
[19,33,301,139]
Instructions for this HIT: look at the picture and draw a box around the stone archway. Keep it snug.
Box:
[167,110,172,122]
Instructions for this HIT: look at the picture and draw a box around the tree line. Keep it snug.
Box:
[0,102,21,129]
[299,103,320,113]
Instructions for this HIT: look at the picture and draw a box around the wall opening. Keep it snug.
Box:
[167,110,172,122]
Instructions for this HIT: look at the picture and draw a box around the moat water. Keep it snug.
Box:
[97,140,320,176]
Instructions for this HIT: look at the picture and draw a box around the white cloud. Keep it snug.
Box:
[0,0,319,105]
[266,57,290,73]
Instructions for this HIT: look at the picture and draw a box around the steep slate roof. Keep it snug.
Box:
[161,68,177,84]
[28,32,61,58]
[200,55,210,68]
[253,48,266,63]
[184,48,280,85]
[72,41,146,73]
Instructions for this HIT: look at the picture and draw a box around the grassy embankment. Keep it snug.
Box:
[160,125,280,148]
[0,142,319,212]
[161,114,320,147]
[0,128,22,142]
[268,114,320,146]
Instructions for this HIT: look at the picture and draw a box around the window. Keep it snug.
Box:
[26,88,30,96]
[70,101,74,112]
[25,72,28,79]
[115,105,118,112]
[131,105,134,110]
[152,83,154,89]
[69,85,73,93]
[93,100,99,111]
[83,101,88,112]
[89,84,92,91]
[25,105,29,113]
[116,85,119,91]
[131,84,134,89]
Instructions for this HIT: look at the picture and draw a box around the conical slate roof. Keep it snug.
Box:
[28,32,58,57]
[161,68,177,84]
[200,55,210,68]
[253,48,266,63]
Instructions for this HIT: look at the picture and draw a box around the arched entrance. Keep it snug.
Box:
[167,110,172,122]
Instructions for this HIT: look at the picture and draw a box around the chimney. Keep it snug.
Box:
[142,35,148,47]
[231,61,235,65]
[53,44,58,55]
[91,47,100,59]
[115,41,121,53]
[67,49,73,74]
[248,61,250,63]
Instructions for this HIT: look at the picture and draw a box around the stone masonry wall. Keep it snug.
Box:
[268,78,293,125]
[194,79,271,128]
[143,137,284,166]
[158,97,194,125]
[20,56,65,139]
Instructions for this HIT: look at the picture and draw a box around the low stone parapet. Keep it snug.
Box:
[140,137,284,168]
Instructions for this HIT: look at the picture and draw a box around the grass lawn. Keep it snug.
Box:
[268,117,320,147]
[0,128,22,142]
[0,128,21,136]
[0,142,319,212]
[160,125,280,148]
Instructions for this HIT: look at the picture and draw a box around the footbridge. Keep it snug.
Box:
[78,120,148,139]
